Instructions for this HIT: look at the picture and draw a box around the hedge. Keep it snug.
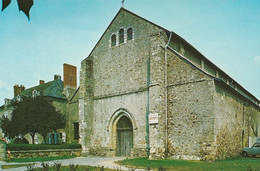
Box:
[7,143,82,151]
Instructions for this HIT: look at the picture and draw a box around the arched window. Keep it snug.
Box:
[127,28,133,41]
[111,34,116,47]
[32,90,39,98]
[17,95,21,102]
[4,98,10,106]
[119,29,124,44]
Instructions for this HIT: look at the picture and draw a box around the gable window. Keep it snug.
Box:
[32,90,40,98]
[4,98,10,106]
[17,95,21,102]
[111,34,116,47]
[119,29,124,44]
[73,122,79,140]
[127,28,133,40]
[32,90,36,98]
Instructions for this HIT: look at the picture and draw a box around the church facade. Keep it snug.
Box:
[78,8,260,160]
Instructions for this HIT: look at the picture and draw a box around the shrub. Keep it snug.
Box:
[7,143,81,151]
[41,162,50,171]
[53,161,62,171]
[26,163,36,171]
[12,138,29,144]
[158,166,167,171]
[69,163,78,171]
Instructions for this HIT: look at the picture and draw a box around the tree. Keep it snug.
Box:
[1,0,34,20]
[0,116,14,138]
[0,96,65,144]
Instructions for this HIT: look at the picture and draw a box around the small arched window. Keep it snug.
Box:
[111,34,116,47]
[4,98,10,106]
[32,90,39,98]
[127,28,133,41]
[119,29,124,44]
[17,95,21,102]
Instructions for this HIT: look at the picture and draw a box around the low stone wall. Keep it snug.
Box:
[8,149,82,160]
[0,140,6,161]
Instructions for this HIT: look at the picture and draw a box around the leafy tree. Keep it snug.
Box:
[0,96,65,144]
[1,0,34,20]
[0,115,14,138]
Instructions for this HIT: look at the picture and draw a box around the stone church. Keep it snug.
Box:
[78,8,260,160]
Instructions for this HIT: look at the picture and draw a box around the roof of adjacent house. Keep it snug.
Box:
[19,79,66,99]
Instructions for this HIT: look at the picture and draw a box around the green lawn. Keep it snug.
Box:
[118,157,260,171]
[33,165,113,171]
[2,164,113,171]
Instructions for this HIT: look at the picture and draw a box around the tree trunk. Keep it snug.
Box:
[30,133,35,144]
[42,133,47,144]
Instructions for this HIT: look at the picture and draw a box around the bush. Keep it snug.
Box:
[69,163,78,171]
[53,161,62,171]
[12,138,29,144]
[6,143,81,151]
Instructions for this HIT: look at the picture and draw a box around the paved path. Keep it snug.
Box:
[0,157,145,170]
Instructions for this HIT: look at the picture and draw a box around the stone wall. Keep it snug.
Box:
[52,99,67,115]
[90,10,162,98]
[65,89,79,143]
[79,8,260,160]
[148,32,168,159]
[8,149,81,160]
[92,92,147,156]
[214,82,260,159]
[79,9,166,157]
[166,50,215,160]
[0,140,6,161]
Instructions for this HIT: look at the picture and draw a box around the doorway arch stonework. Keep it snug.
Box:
[107,108,137,156]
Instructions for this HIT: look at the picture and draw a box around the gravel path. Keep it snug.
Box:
[0,157,144,170]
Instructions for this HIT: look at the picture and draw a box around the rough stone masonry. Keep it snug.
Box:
[78,8,260,160]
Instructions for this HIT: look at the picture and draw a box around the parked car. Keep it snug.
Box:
[242,141,260,157]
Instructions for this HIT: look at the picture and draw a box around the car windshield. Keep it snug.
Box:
[253,143,260,148]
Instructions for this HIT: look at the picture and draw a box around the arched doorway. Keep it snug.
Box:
[116,116,133,156]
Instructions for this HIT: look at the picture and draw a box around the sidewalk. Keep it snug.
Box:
[0,157,141,170]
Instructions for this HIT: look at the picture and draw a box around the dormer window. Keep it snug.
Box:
[127,28,133,41]
[119,29,124,44]
[17,95,21,102]
[32,90,40,98]
[111,34,116,47]
[4,98,10,106]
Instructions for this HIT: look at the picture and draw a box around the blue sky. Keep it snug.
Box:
[0,0,259,103]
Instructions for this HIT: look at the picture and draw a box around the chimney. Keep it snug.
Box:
[14,84,25,97]
[54,75,61,80]
[39,80,45,85]
[63,63,77,89]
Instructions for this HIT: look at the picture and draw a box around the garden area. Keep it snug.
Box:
[1,156,259,171]
[117,157,260,171]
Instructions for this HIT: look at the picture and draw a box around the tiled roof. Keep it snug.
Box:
[19,79,66,99]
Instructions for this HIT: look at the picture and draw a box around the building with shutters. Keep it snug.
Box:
[0,64,79,144]
[78,8,260,160]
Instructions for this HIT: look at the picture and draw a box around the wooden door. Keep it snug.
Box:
[116,116,133,156]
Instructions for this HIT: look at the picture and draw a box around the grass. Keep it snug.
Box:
[2,165,114,170]
[30,165,113,171]
[5,155,76,163]
[118,157,260,171]
[35,165,114,171]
